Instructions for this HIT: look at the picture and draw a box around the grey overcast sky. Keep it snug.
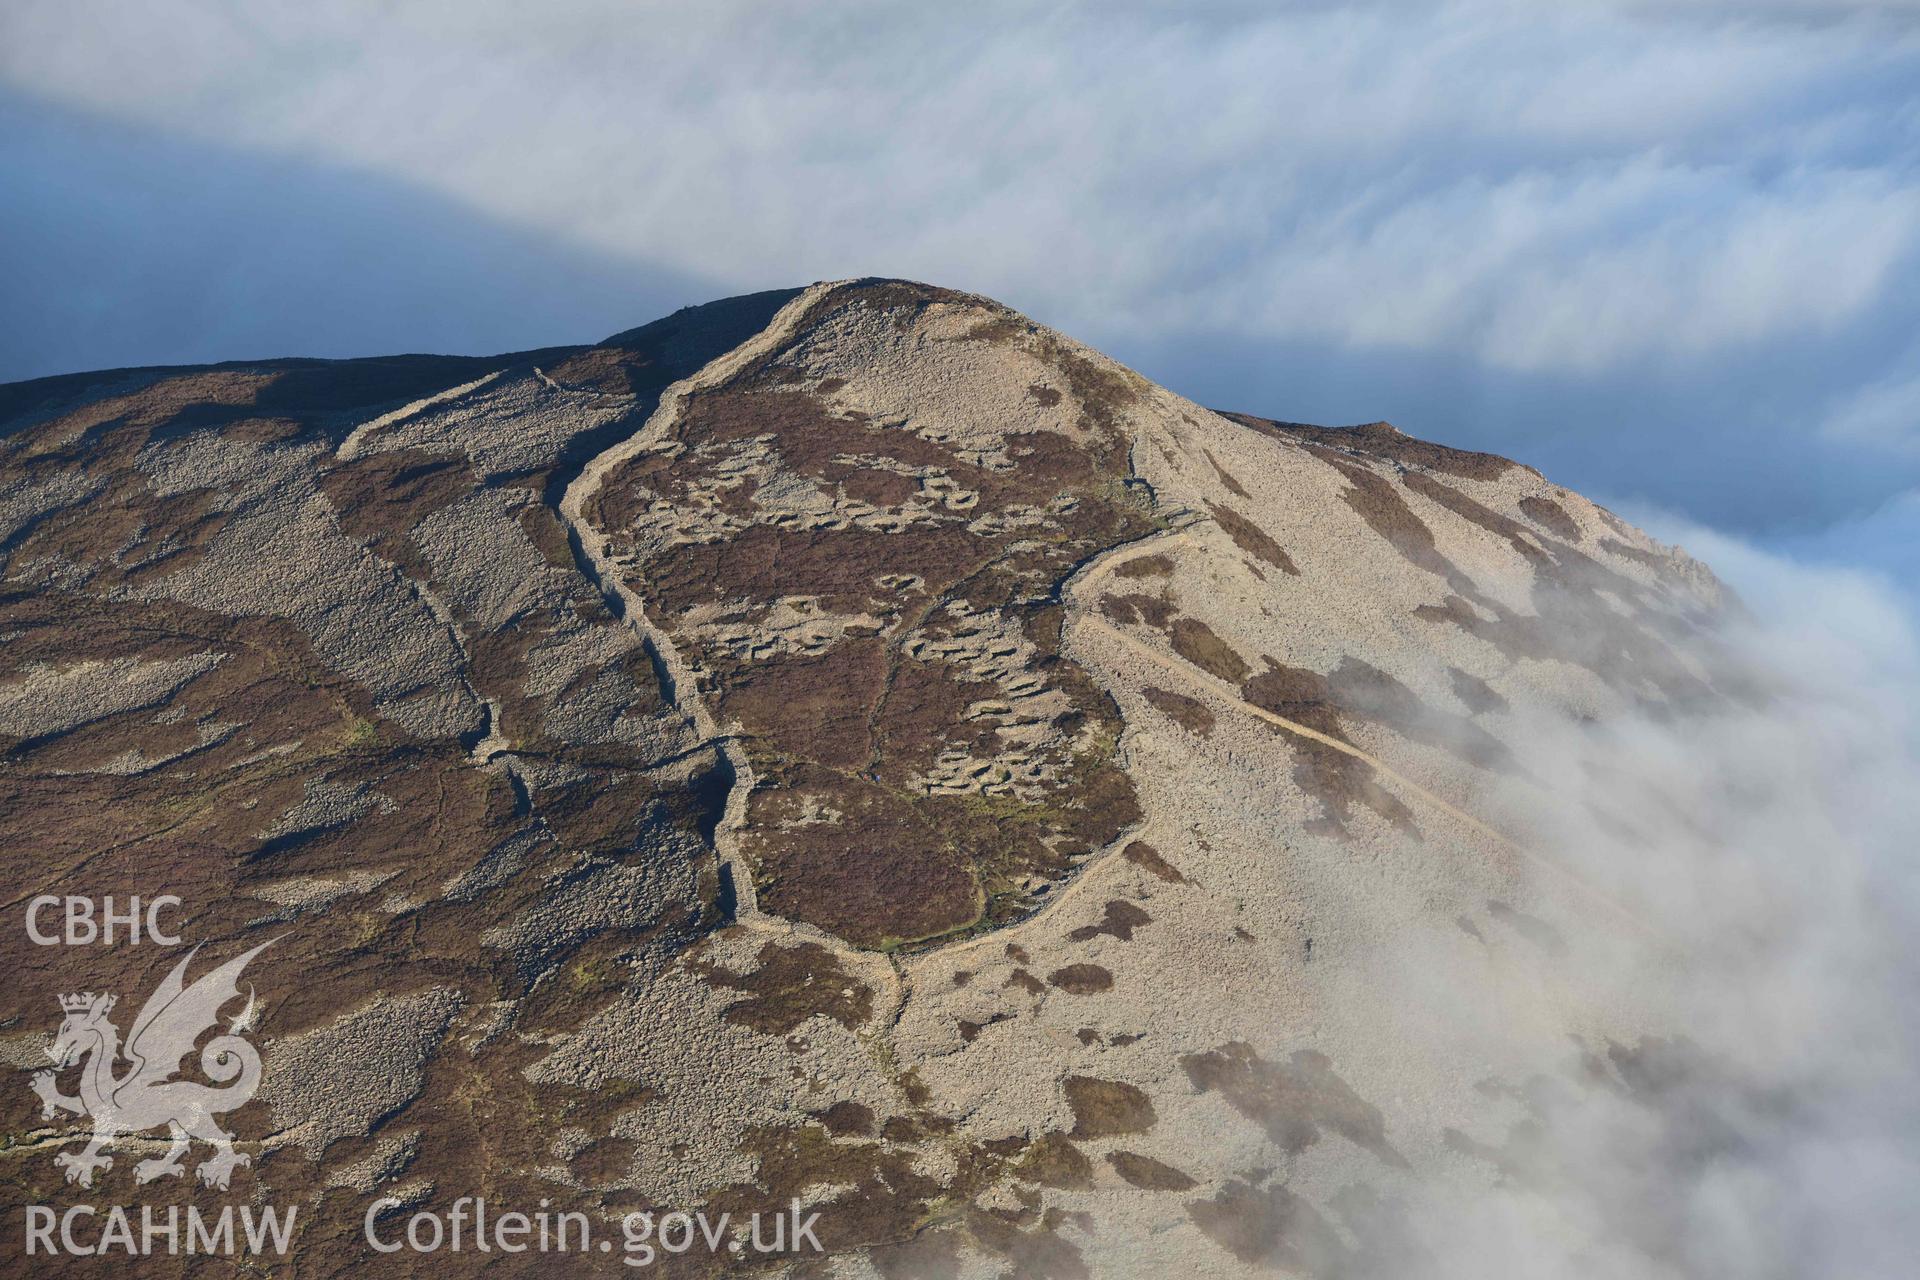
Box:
[4,1,1919,585]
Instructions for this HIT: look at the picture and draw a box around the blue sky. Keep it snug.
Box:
[4,1,1918,584]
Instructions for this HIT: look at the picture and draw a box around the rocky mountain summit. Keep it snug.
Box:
[0,281,1731,1276]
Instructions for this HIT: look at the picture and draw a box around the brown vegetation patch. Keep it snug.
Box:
[1112,553,1172,579]
[1600,536,1675,573]
[1066,899,1152,943]
[1188,1178,1351,1272]
[320,449,479,567]
[694,940,874,1034]
[1100,592,1175,629]
[1107,1150,1197,1191]
[1237,658,1411,835]
[1223,413,1518,481]
[1007,969,1048,997]
[718,639,888,769]
[741,768,983,948]
[1205,501,1299,575]
[958,1012,1013,1043]
[1317,453,1470,586]
[1048,963,1114,995]
[815,1101,876,1137]
[1520,493,1583,541]
[557,287,803,396]
[719,1123,942,1252]
[838,466,921,507]
[1242,659,1335,722]
[1064,1076,1157,1137]
[1403,470,1547,561]
[1448,666,1508,715]
[569,1137,639,1185]
[1169,617,1251,683]
[1142,686,1214,736]
[1014,1132,1094,1189]
[1122,840,1188,884]
[1329,656,1516,774]
[1202,449,1252,498]
[1181,1042,1408,1168]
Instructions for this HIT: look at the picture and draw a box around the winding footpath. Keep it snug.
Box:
[1070,526,1657,938]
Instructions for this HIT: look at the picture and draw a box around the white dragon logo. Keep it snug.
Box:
[30,939,274,1190]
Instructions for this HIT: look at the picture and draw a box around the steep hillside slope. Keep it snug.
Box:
[0,281,1731,1277]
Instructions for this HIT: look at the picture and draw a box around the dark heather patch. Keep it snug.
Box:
[958,1013,1012,1043]
[1048,963,1115,995]
[1384,476,1721,706]
[1402,469,1549,560]
[883,1114,951,1144]
[1520,492,1583,541]
[1169,617,1251,683]
[1601,535,1678,573]
[1107,1150,1198,1191]
[1143,685,1216,736]
[722,638,889,768]
[693,940,875,1034]
[1205,500,1300,575]
[898,1069,935,1108]
[1122,839,1188,884]
[319,448,480,576]
[1488,900,1570,958]
[1202,448,1252,498]
[815,1100,877,1137]
[1007,969,1048,996]
[715,1123,947,1252]
[570,1137,639,1185]
[1028,383,1062,407]
[1220,412,1520,482]
[1067,899,1153,943]
[967,1209,1093,1280]
[699,1052,1044,1255]
[1101,591,1175,629]
[1189,1179,1353,1272]
[1316,452,1474,589]
[1448,665,1509,715]
[1181,1042,1409,1168]
[1015,1132,1095,1189]
[1328,656,1517,775]
[1112,553,1173,579]
[1064,1076,1157,1137]
[743,764,983,948]
[839,466,920,507]
[1240,659,1418,838]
